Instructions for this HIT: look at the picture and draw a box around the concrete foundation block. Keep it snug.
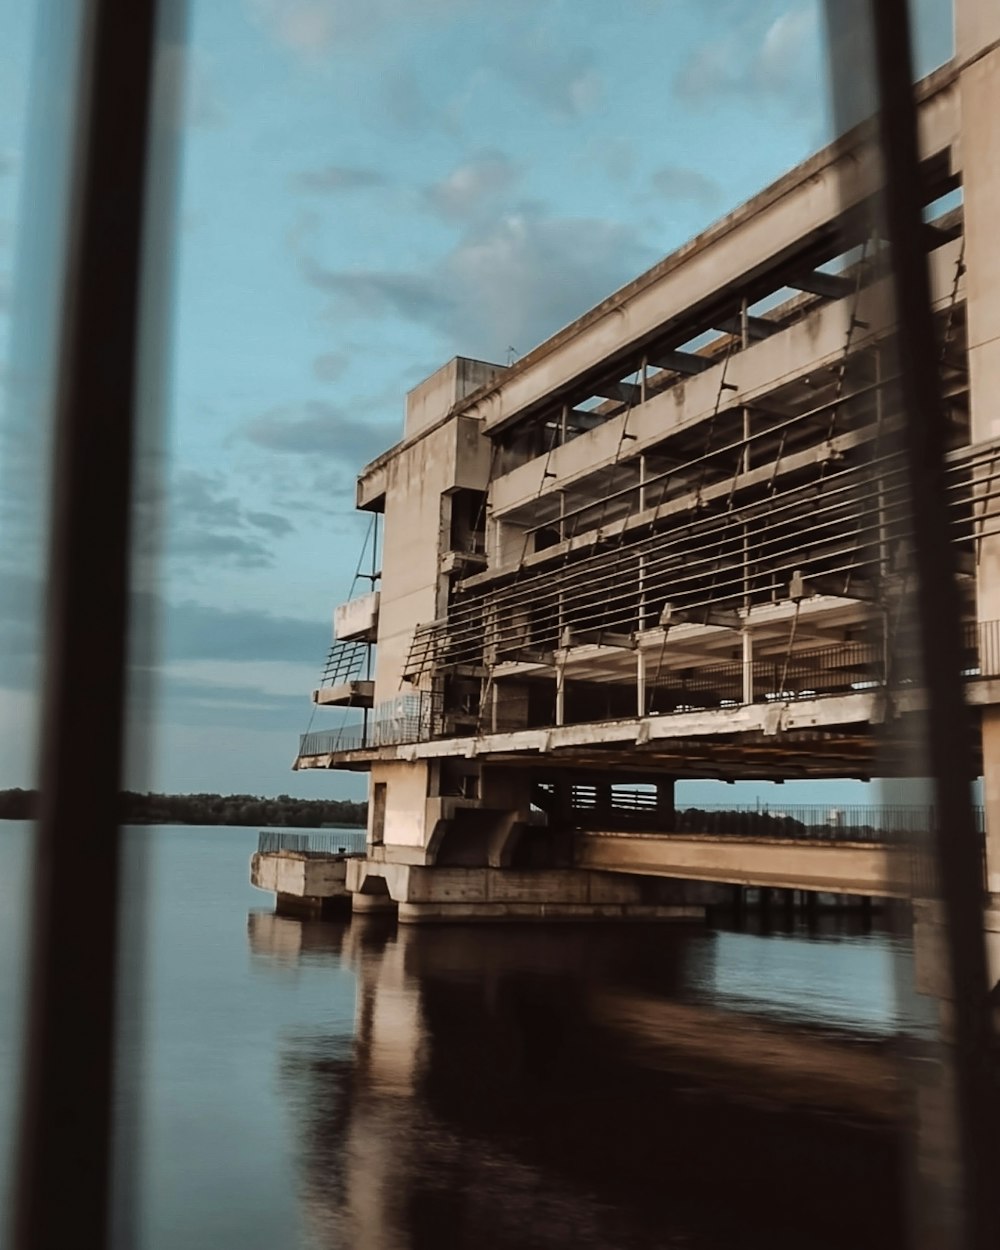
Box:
[352,891,398,915]
[348,857,704,924]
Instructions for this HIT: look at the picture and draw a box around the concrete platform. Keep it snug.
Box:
[251,850,353,918]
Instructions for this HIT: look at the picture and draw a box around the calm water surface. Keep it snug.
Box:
[0,823,917,1248]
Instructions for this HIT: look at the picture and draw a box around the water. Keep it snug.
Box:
[0,823,916,1248]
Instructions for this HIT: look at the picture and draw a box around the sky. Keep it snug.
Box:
[0,1,955,799]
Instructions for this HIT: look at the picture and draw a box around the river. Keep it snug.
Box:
[0,822,921,1248]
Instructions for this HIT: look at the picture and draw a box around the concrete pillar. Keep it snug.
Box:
[555,657,566,726]
[741,627,753,704]
[636,647,647,716]
[656,778,675,831]
[981,711,1000,897]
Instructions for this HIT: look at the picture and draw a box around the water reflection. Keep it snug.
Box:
[252,915,905,1249]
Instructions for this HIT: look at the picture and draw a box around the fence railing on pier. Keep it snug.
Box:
[257,830,367,857]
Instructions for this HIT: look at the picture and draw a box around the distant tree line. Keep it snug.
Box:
[675,808,808,838]
[0,788,367,828]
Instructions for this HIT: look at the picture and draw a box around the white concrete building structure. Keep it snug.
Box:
[296,1,1000,924]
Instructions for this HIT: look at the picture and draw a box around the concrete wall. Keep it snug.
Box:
[368,759,435,848]
[959,7,1000,895]
[346,857,703,923]
[250,852,349,898]
[404,356,505,440]
[374,414,491,697]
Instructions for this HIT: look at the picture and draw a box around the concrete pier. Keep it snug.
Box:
[250,849,354,918]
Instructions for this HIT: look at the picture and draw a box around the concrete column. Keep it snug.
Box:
[656,778,675,831]
[981,711,1000,896]
[741,627,754,705]
[636,648,647,716]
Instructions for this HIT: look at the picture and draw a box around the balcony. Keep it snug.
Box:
[312,680,374,709]
[311,639,373,708]
[334,591,380,643]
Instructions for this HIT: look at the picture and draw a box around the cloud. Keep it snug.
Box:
[297,207,656,362]
[168,470,295,570]
[164,599,327,664]
[674,5,822,112]
[492,39,604,120]
[376,67,438,136]
[157,674,310,731]
[296,165,386,193]
[246,510,295,537]
[169,529,275,569]
[240,400,396,462]
[246,0,477,55]
[649,164,722,208]
[247,0,339,54]
[312,350,350,381]
[423,151,521,222]
[0,569,328,691]
[582,136,636,185]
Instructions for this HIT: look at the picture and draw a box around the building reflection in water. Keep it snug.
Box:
[248,912,910,1249]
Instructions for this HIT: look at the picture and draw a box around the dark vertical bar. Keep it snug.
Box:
[868,2,999,1247]
[13,2,159,1248]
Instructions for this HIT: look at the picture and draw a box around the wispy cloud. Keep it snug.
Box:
[296,206,655,362]
[246,0,484,55]
[168,470,294,570]
[296,164,386,193]
[491,36,604,120]
[240,399,396,462]
[312,350,351,381]
[648,164,722,209]
[674,5,823,113]
[423,151,521,222]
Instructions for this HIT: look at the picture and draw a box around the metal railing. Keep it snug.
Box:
[257,830,367,856]
[671,803,985,843]
[297,727,368,756]
[317,638,368,688]
[299,622,1000,758]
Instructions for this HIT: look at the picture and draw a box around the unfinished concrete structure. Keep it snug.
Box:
[297,2,1000,925]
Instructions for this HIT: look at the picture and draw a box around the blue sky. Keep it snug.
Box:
[0,1,954,798]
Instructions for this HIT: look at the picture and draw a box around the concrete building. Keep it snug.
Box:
[296,1,1000,927]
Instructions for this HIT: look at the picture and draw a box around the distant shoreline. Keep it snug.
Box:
[0,788,367,828]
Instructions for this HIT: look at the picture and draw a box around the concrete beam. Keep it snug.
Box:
[789,271,855,300]
[576,832,910,897]
[488,236,964,528]
[714,314,780,341]
[647,350,713,376]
